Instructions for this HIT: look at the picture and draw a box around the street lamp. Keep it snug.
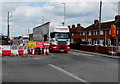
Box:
[62,3,65,25]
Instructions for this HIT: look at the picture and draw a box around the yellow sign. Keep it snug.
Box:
[28,41,36,47]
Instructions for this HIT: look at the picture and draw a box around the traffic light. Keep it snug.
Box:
[111,24,116,37]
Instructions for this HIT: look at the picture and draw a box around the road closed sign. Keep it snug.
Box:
[36,42,44,47]
[28,41,36,47]
[44,41,50,48]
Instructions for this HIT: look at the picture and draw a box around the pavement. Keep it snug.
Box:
[70,49,120,59]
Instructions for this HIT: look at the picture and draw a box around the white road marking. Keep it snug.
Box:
[33,58,38,59]
[69,51,94,56]
[49,64,87,82]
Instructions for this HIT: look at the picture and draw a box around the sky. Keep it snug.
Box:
[0,0,119,37]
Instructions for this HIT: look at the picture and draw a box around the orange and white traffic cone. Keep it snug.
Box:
[40,47,43,54]
[32,48,35,56]
[43,48,46,56]
[46,48,50,55]
[22,47,26,56]
[0,46,2,56]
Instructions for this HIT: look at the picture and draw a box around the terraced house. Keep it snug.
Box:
[70,15,120,47]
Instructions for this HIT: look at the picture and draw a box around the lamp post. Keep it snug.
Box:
[7,11,12,39]
[98,1,102,45]
[62,3,65,25]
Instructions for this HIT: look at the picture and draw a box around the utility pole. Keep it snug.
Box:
[98,1,102,45]
[62,3,65,25]
[7,11,10,38]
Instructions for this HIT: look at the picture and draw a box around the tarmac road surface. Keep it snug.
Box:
[2,50,119,83]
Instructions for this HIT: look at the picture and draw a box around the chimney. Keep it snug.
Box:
[94,20,99,24]
[115,15,120,21]
[72,25,75,28]
[77,24,81,27]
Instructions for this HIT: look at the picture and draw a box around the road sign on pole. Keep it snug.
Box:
[111,24,116,37]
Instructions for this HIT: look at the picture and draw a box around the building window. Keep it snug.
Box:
[71,39,74,44]
[100,31,103,35]
[109,30,111,35]
[82,39,85,42]
[108,39,111,46]
[80,33,81,36]
[88,39,92,45]
[83,32,85,36]
[93,31,95,35]
[72,33,74,36]
[117,30,119,34]
[88,31,91,36]
[95,31,98,35]
[100,39,104,46]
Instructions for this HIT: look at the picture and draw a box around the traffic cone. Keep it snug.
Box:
[22,47,26,56]
[43,48,46,55]
[40,47,43,54]
[32,48,35,56]
[47,48,50,55]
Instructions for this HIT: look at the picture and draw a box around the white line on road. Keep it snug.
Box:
[33,58,38,59]
[49,64,88,82]
[69,51,94,57]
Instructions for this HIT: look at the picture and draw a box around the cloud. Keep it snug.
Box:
[1,1,118,37]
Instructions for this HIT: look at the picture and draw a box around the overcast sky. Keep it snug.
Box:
[0,0,119,37]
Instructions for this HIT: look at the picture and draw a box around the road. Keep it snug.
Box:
[2,50,119,83]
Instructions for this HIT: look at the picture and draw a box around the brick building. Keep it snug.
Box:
[70,15,120,47]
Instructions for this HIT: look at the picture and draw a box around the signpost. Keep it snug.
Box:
[111,25,118,55]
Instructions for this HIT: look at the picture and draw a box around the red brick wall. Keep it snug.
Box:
[79,45,116,54]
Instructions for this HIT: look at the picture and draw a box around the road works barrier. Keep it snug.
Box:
[2,45,11,56]
[22,46,28,56]
[11,45,18,56]
[0,45,28,56]
[1,41,51,56]
[28,41,50,56]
